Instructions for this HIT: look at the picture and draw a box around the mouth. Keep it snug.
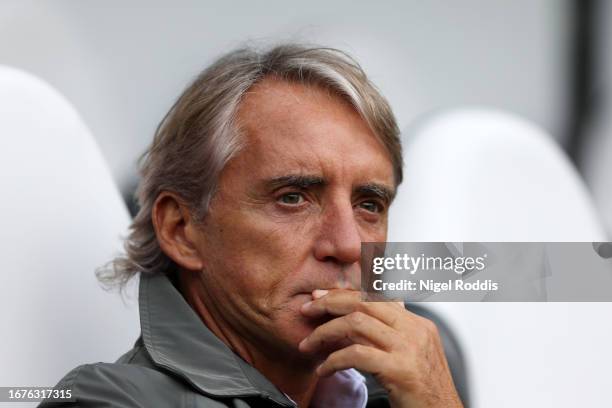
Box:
[291,293,335,327]
[293,289,316,297]
[293,286,359,297]
[293,292,315,303]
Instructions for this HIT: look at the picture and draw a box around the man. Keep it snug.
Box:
[42,44,463,407]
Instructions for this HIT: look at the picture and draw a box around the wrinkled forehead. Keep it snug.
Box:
[237,76,359,135]
[231,77,395,189]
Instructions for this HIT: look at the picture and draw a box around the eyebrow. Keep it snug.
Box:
[355,183,396,203]
[265,174,326,190]
[264,174,395,202]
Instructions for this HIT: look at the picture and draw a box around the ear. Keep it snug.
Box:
[152,192,204,271]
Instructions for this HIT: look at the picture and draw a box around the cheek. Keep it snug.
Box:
[202,210,313,300]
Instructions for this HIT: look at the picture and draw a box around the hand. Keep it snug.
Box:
[298,289,463,408]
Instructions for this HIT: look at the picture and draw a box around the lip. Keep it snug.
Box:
[294,291,315,298]
[292,286,317,295]
[293,285,359,296]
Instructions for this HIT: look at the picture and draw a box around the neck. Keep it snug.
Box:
[179,272,319,407]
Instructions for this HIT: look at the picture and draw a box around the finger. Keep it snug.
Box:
[299,311,398,354]
[302,289,360,317]
[316,344,387,377]
[301,289,408,328]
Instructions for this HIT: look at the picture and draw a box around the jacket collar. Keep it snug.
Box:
[138,272,295,406]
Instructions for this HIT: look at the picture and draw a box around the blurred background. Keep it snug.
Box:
[2,0,611,230]
[1,1,611,407]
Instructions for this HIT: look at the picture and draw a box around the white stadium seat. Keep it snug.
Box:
[389,108,611,408]
[0,66,139,406]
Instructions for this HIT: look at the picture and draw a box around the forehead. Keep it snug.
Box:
[233,77,394,184]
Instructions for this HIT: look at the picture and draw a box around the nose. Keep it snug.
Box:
[313,199,362,266]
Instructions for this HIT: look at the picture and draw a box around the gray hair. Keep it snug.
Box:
[99,43,403,288]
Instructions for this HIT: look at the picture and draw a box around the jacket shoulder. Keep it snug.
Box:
[38,362,191,407]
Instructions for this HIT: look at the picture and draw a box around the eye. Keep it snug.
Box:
[359,200,383,213]
[277,192,305,205]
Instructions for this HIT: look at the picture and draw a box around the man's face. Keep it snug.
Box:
[193,77,395,358]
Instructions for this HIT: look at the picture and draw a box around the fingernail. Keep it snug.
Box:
[312,289,328,299]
